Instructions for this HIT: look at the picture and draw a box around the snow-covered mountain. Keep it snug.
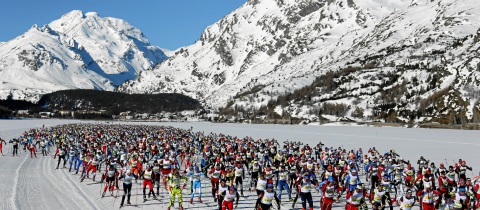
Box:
[119,0,480,123]
[0,10,167,102]
[159,48,177,57]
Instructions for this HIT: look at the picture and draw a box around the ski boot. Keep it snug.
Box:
[102,192,106,197]
[198,197,202,203]
[143,196,147,202]
[190,198,193,204]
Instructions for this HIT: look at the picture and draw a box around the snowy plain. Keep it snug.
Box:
[0,119,479,210]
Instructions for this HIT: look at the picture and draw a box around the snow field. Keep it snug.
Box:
[0,119,479,210]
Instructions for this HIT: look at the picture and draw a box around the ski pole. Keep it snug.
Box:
[113,187,119,207]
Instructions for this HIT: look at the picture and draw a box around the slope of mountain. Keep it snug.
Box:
[159,48,177,57]
[0,10,167,102]
[119,0,480,124]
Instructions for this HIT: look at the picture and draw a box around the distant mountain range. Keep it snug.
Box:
[0,10,166,102]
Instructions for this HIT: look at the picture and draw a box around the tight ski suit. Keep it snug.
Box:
[119,172,135,206]
[167,174,187,209]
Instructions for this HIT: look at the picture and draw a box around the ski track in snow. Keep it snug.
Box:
[1,119,480,210]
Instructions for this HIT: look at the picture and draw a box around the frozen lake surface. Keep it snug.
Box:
[0,119,479,210]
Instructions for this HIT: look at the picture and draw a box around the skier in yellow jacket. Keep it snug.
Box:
[167,169,188,210]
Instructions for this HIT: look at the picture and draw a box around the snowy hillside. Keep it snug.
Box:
[0,10,167,102]
[118,0,480,124]
[159,48,177,57]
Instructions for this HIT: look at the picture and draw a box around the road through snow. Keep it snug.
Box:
[0,119,479,210]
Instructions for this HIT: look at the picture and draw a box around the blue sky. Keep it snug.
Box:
[0,0,247,50]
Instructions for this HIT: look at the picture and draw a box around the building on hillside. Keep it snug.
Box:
[58,110,72,117]
[17,110,29,115]
[39,112,52,118]
[180,110,196,117]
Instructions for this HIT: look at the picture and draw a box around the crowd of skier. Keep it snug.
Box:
[2,123,480,210]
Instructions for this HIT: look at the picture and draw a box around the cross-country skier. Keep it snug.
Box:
[255,183,280,210]
[217,179,230,210]
[419,183,440,210]
[54,146,67,169]
[140,165,157,202]
[152,161,162,195]
[0,137,6,155]
[119,169,135,208]
[209,164,225,201]
[27,142,37,158]
[345,184,367,210]
[344,169,362,193]
[102,163,118,197]
[82,155,99,182]
[234,161,245,196]
[167,169,187,210]
[397,189,416,210]
[298,175,316,210]
[456,161,472,181]
[221,186,240,210]
[190,166,204,204]
[68,147,78,172]
[277,165,293,202]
